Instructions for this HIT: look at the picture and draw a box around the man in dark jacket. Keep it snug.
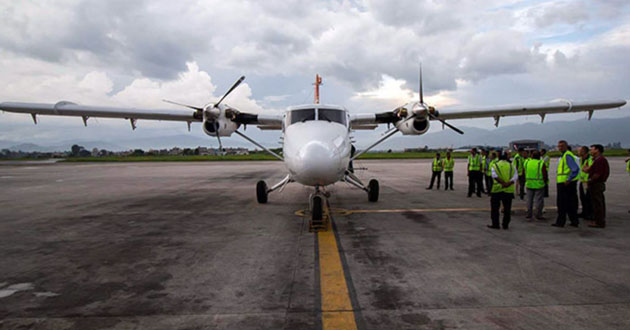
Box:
[584,144,609,228]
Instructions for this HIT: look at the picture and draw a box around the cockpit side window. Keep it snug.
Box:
[289,109,315,125]
[318,108,346,125]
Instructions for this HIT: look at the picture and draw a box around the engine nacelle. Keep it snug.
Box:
[396,116,430,135]
[202,106,239,137]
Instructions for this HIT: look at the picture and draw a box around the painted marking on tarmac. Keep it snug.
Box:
[317,216,358,330]
[297,206,557,217]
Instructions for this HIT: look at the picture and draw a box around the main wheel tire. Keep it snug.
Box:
[368,179,379,202]
[312,196,323,221]
[256,180,268,204]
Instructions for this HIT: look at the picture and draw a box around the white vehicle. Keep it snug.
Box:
[1,72,626,222]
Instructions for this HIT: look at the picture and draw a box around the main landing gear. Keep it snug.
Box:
[344,171,379,202]
[256,174,292,204]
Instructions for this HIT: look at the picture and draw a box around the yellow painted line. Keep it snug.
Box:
[318,218,358,330]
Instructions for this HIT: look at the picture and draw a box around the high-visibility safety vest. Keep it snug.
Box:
[486,159,497,176]
[468,154,482,171]
[444,158,455,172]
[525,159,545,189]
[557,150,579,183]
[432,158,443,171]
[491,160,515,194]
[513,154,525,176]
[627,159,630,175]
[578,156,593,183]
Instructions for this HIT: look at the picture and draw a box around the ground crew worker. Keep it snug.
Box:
[552,140,580,228]
[584,144,609,228]
[513,148,527,200]
[525,151,547,220]
[485,151,498,196]
[443,151,455,190]
[467,148,483,197]
[488,151,517,230]
[426,152,443,190]
[577,146,593,220]
[481,149,490,195]
[541,149,550,197]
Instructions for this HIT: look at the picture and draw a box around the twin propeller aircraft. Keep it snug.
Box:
[1,70,626,222]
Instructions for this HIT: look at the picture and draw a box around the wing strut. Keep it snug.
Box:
[350,127,400,161]
[233,130,283,161]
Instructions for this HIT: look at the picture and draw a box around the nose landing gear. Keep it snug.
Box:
[309,186,331,231]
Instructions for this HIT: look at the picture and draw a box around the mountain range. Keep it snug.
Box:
[2,117,629,152]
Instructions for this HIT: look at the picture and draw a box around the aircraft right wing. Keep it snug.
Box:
[433,99,627,125]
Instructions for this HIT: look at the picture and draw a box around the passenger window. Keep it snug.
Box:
[318,109,346,125]
[289,109,315,125]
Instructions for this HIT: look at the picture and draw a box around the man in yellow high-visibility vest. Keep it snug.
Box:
[552,140,581,228]
[426,152,443,190]
[467,148,483,197]
[525,150,548,220]
[443,151,455,191]
[485,151,498,197]
[488,151,518,230]
[513,148,528,200]
[577,146,593,220]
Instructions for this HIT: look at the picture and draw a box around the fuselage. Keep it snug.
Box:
[282,105,352,186]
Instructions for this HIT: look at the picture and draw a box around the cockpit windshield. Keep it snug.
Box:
[289,109,315,125]
[318,108,346,125]
[287,108,347,126]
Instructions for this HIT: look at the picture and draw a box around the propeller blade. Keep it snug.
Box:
[419,62,423,104]
[162,99,203,111]
[214,75,245,108]
[428,112,464,135]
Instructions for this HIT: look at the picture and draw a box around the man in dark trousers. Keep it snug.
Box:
[426,152,443,190]
[552,140,580,228]
[525,150,548,220]
[541,149,550,197]
[443,151,455,190]
[488,151,517,230]
[584,144,610,228]
[577,146,593,220]
[513,148,527,200]
[467,148,483,197]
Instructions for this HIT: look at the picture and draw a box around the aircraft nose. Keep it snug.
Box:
[297,141,340,185]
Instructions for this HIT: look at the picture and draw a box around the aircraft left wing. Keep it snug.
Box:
[0,101,201,126]
[0,101,284,129]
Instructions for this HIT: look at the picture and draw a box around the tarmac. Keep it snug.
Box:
[1,158,629,330]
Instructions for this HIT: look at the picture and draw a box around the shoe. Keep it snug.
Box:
[536,217,547,221]
[487,225,500,229]
[426,187,432,190]
[588,223,605,228]
[467,195,472,198]
[551,223,564,228]
[502,226,509,230]
[525,215,532,219]
[477,194,482,197]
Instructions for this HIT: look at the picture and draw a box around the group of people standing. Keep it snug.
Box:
[426,141,617,230]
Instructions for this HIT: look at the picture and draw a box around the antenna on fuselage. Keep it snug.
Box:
[314,74,322,104]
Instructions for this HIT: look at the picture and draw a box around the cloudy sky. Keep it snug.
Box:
[1,0,629,148]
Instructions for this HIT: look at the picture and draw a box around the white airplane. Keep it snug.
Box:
[0,71,626,221]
